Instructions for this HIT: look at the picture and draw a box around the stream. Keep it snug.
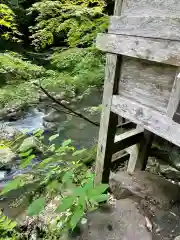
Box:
[0,90,102,219]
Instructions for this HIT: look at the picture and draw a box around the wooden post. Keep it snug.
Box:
[95,55,121,184]
[127,129,154,173]
[95,0,124,185]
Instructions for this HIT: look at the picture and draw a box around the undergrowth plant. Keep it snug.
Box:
[1,130,108,235]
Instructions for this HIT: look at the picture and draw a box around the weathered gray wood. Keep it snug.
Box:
[167,70,180,117]
[114,0,124,15]
[121,0,180,15]
[95,0,124,184]
[111,95,180,147]
[119,57,176,113]
[109,15,180,41]
[137,130,154,171]
[114,128,143,153]
[95,55,121,184]
[96,33,180,66]
[127,144,140,174]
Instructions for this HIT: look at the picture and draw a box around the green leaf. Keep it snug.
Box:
[78,195,86,209]
[33,129,44,137]
[49,134,59,142]
[70,207,84,230]
[88,184,108,197]
[56,196,75,213]
[27,197,45,216]
[62,171,73,184]
[83,178,94,191]
[1,177,22,195]
[19,149,33,157]
[62,139,71,147]
[72,149,86,156]
[90,194,108,203]
[39,157,54,167]
[20,154,35,169]
[73,186,86,197]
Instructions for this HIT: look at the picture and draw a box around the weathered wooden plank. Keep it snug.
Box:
[96,33,180,66]
[109,15,180,41]
[94,54,121,184]
[95,0,124,185]
[173,102,180,123]
[127,144,140,174]
[114,0,124,15]
[121,0,180,15]
[114,128,143,153]
[119,57,176,113]
[111,95,180,147]
[167,70,180,118]
[137,130,154,171]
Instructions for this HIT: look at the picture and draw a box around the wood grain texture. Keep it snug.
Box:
[114,128,143,153]
[96,33,180,66]
[167,70,180,117]
[121,0,180,15]
[94,54,121,184]
[109,15,180,41]
[119,57,176,113]
[114,0,124,15]
[111,95,180,147]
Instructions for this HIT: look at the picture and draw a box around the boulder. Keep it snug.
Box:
[43,109,66,123]
[0,125,19,140]
[0,147,16,166]
[18,136,41,153]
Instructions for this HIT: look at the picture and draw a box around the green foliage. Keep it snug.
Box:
[1,131,108,235]
[50,47,105,89]
[0,51,45,85]
[28,0,109,50]
[0,210,17,240]
[0,3,19,41]
[0,48,105,108]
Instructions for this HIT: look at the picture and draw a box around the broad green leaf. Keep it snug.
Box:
[33,129,44,137]
[72,149,86,156]
[19,149,33,157]
[1,177,22,195]
[20,154,35,169]
[62,171,73,184]
[27,197,45,216]
[56,196,75,213]
[49,144,56,152]
[49,134,59,142]
[73,186,86,197]
[62,139,71,147]
[83,178,93,191]
[78,195,86,209]
[88,184,108,197]
[90,194,108,203]
[39,157,54,167]
[70,207,84,230]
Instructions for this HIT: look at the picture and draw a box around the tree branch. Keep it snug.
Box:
[34,83,100,127]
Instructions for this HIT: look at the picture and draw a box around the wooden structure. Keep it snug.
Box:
[95,0,180,184]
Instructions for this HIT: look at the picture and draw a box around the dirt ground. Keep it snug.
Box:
[68,171,180,240]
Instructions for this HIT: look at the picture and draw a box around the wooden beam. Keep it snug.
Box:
[109,15,180,41]
[167,70,180,118]
[114,128,143,153]
[96,33,180,66]
[111,95,180,147]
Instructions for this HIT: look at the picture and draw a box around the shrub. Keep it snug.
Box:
[1,131,108,236]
